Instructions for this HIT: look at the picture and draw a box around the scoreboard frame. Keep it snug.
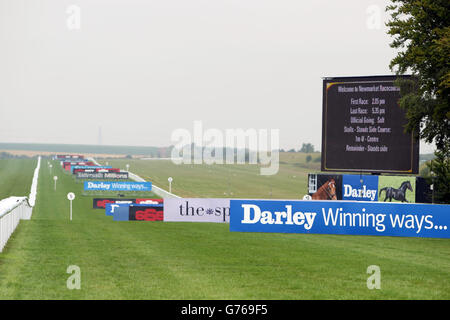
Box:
[321,75,419,174]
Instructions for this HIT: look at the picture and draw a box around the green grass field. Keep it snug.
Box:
[0,158,37,199]
[101,152,320,199]
[0,157,449,299]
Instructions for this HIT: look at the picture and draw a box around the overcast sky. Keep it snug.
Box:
[0,0,436,152]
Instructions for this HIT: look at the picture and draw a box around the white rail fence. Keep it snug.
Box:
[0,156,41,253]
[28,156,41,206]
[128,172,180,199]
[0,197,33,252]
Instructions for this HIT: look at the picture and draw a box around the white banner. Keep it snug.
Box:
[164,198,230,223]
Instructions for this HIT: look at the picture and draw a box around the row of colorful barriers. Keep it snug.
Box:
[93,197,449,239]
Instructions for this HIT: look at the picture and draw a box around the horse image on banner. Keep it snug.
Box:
[379,181,414,202]
[312,179,337,200]
[378,176,416,203]
[308,174,342,200]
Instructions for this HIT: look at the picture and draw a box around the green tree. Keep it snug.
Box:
[387,0,449,203]
[427,143,450,203]
[299,143,315,153]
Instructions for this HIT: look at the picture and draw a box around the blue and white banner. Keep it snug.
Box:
[110,203,132,221]
[342,174,379,201]
[230,200,450,238]
[84,181,152,191]
[106,202,131,216]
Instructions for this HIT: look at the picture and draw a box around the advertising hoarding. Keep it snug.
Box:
[75,172,129,180]
[230,199,449,238]
[93,198,162,209]
[84,181,152,191]
[164,198,230,223]
[129,204,164,221]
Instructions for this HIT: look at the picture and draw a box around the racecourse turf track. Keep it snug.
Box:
[100,152,320,199]
[0,159,37,199]
[0,158,449,299]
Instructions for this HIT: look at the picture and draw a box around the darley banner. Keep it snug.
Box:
[84,181,152,191]
[309,173,423,203]
[342,174,379,201]
[230,200,449,238]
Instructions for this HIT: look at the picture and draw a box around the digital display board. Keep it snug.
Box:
[321,75,419,174]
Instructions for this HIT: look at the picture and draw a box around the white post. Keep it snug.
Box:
[53,176,58,191]
[168,177,173,194]
[67,193,75,221]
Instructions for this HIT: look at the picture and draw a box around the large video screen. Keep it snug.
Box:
[321,75,419,174]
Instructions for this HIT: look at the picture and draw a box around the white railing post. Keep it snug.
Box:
[0,197,33,252]
[0,155,40,252]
